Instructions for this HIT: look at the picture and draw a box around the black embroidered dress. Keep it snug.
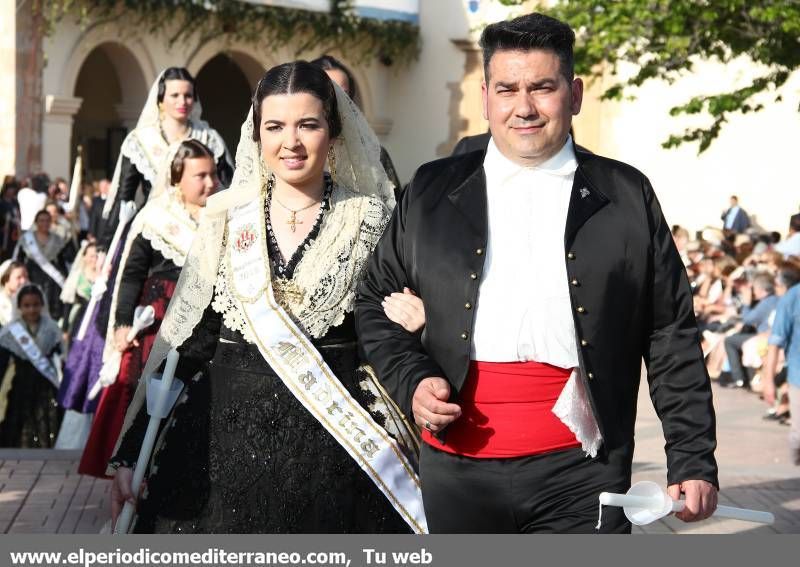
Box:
[112,183,409,533]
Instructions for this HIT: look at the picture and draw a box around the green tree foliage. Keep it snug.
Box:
[39,1,419,67]
[495,0,800,152]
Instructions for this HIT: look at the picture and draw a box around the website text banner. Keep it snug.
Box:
[0,534,788,567]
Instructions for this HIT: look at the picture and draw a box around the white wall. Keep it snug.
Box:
[576,58,800,235]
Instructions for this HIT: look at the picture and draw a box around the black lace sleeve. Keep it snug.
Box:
[109,298,221,469]
[174,299,222,379]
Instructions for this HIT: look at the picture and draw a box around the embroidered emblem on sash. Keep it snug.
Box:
[233,223,257,253]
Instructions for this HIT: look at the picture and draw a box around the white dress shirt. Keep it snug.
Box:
[471,136,580,368]
[469,137,603,456]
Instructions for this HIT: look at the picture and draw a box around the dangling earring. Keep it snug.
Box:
[327,146,337,180]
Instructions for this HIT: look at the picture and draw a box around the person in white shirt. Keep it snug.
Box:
[775,214,800,259]
[16,176,48,231]
[357,12,718,534]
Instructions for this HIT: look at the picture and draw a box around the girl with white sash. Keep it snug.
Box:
[13,209,76,319]
[0,284,64,447]
[99,67,232,247]
[79,140,219,479]
[109,62,425,534]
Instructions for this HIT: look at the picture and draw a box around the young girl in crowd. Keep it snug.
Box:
[0,284,64,447]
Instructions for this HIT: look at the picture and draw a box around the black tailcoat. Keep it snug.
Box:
[355,143,718,488]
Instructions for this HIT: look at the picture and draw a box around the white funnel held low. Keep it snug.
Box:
[599,481,775,527]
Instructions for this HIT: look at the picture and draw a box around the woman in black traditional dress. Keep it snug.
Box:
[109,62,424,534]
[99,67,232,246]
[79,139,218,478]
[14,210,76,319]
[0,285,63,447]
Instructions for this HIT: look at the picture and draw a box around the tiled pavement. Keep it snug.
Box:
[0,380,797,534]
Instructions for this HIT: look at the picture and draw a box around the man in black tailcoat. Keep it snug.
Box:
[356,12,718,533]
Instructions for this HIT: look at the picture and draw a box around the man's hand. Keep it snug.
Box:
[667,480,718,522]
[412,377,461,433]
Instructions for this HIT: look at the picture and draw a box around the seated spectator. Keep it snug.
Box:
[775,213,800,258]
[721,272,779,388]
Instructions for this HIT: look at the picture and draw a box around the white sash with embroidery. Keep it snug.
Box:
[226,198,427,534]
[20,232,66,288]
[4,321,60,388]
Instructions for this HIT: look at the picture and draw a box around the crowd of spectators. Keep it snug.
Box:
[677,198,800,465]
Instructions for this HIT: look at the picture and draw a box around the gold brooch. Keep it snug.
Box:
[273,277,305,307]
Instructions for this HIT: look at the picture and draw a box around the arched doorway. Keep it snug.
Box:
[71,43,147,180]
[195,53,256,154]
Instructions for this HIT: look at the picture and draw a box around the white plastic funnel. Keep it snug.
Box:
[599,481,775,526]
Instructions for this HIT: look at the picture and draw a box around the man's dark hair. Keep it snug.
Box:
[170,139,215,185]
[479,12,575,82]
[251,61,342,142]
[157,67,196,104]
[789,213,800,233]
[310,55,359,103]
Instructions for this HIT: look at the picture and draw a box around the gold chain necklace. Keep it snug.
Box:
[272,195,321,232]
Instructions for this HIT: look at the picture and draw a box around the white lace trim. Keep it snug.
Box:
[552,369,603,457]
[122,124,229,186]
[138,195,198,268]
[212,185,390,340]
[141,224,190,268]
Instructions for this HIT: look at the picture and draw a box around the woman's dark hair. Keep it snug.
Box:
[34,209,51,223]
[16,284,44,308]
[251,61,342,142]
[1,176,20,196]
[310,55,359,102]
[170,139,215,185]
[44,200,65,215]
[82,242,98,256]
[157,67,196,104]
[479,12,575,82]
[1,261,25,286]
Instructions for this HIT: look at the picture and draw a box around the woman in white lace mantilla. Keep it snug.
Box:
[109,61,424,534]
[78,140,219,479]
[99,67,232,247]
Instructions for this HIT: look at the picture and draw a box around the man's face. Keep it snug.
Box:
[482,49,582,167]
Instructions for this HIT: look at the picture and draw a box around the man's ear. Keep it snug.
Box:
[571,77,584,115]
[481,80,489,121]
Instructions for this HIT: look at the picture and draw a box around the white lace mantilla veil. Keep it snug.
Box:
[103,70,228,218]
[114,78,396,449]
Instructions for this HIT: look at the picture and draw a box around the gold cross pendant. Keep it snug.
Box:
[287,212,302,232]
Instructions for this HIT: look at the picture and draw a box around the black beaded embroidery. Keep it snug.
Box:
[265,174,333,279]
